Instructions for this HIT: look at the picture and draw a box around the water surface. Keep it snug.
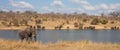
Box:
[0,30,120,43]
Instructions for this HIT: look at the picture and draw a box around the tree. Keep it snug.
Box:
[110,21,114,24]
[91,18,99,25]
[12,19,19,27]
[35,20,42,24]
[100,19,108,24]
[20,19,28,26]
[109,11,120,17]
[1,21,7,26]
[83,19,87,22]
[74,22,78,27]
[101,13,105,17]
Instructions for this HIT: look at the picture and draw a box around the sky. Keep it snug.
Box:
[0,0,120,15]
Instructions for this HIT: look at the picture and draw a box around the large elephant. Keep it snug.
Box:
[18,26,36,42]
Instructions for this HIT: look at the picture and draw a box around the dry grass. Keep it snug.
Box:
[0,39,120,50]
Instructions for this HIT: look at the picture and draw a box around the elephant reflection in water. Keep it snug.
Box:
[18,26,36,42]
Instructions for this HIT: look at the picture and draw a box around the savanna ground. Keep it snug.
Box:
[0,11,120,30]
[0,39,120,50]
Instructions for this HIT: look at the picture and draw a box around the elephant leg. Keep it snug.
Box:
[34,36,37,42]
[25,36,29,42]
[20,37,24,42]
[29,36,32,42]
[19,35,24,42]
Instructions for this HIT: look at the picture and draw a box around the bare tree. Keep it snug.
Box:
[109,11,120,17]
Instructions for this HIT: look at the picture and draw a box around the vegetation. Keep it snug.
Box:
[0,11,120,30]
[74,22,79,27]
[91,18,100,25]
[35,20,42,24]
[100,19,108,24]
[111,21,115,24]
[0,39,120,50]
[20,19,28,26]
[83,18,88,22]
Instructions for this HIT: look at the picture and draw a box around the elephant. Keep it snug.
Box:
[18,26,37,42]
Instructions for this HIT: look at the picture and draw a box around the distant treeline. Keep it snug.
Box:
[0,10,120,18]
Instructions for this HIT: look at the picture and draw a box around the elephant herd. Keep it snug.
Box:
[18,26,37,42]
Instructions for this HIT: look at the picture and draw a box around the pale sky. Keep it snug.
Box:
[0,0,120,15]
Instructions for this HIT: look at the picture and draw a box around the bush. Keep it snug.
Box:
[20,19,28,26]
[74,22,78,27]
[1,22,8,26]
[66,20,69,24]
[83,19,87,22]
[91,18,99,25]
[100,20,108,24]
[12,19,19,27]
[111,21,114,24]
[42,18,47,21]
[36,20,42,24]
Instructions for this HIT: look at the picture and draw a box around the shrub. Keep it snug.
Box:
[83,19,87,22]
[1,22,7,26]
[91,18,99,25]
[36,20,42,24]
[100,20,108,24]
[67,26,69,30]
[7,22,12,27]
[111,21,114,24]
[42,18,47,21]
[66,20,69,24]
[12,19,19,27]
[20,19,28,26]
[74,22,78,27]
